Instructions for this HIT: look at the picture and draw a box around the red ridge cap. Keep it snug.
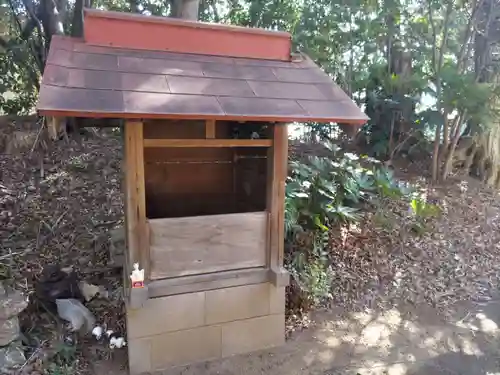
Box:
[83,9,292,61]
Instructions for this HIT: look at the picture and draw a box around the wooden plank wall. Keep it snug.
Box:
[234,147,267,212]
[144,147,234,218]
[149,212,267,279]
[143,119,206,139]
[143,120,268,218]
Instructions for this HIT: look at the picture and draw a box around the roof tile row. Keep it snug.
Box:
[37,35,368,124]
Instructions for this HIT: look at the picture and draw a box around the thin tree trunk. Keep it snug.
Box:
[442,112,466,179]
[442,117,449,154]
[457,0,482,71]
[71,0,84,37]
[388,114,395,156]
[442,0,494,181]
[209,0,220,22]
[432,123,442,182]
[431,1,453,182]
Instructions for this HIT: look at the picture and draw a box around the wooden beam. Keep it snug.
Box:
[266,123,289,287]
[37,110,369,126]
[148,268,269,297]
[124,121,149,284]
[205,119,216,139]
[143,139,272,148]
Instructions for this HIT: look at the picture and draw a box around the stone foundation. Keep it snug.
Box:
[126,282,285,374]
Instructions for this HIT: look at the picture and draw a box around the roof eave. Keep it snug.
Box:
[36,108,369,125]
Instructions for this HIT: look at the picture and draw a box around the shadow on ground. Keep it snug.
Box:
[146,299,500,375]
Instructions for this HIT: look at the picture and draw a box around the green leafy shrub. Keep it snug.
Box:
[0,47,38,115]
[408,197,441,234]
[285,142,406,236]
[285,142,414,312]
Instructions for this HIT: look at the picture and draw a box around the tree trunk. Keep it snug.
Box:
[71,0,85,37]
[442,117,449,153]
[442,0,496,181]
[442,112,466,179]
[430,1,453,182]
[431,122,442,182]
[40,0,64,40]
[171,0,199,20]
[129,0,140,13]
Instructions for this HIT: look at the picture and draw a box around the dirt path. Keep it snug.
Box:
[93,173,500,375]
[135,301,498,375]
[94,299,500,375]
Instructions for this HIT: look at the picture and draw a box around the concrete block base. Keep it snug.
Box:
[126,282,285,374]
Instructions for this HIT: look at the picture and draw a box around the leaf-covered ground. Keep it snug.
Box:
[0,120,126,374]
[2,123,500,374]
[290,142,500,318]
[325,177,500,317]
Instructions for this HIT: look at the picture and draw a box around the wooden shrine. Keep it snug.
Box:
[36,8,368,374]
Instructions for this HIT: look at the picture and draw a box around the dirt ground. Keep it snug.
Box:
[3,123,500,375]
[94,298,500,375]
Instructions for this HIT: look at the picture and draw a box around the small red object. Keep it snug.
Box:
[132,281,144,288]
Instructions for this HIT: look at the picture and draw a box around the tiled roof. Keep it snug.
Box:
[37,35,368,124]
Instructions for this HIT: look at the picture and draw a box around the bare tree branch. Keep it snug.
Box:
[7,0,24,34]
[427,1,437,71]
[209,0,220,22]
[20,0,46,70]
[20,17,37,41]
[457,0,483,72]
[5,0,45,74]
[0,35,8,50]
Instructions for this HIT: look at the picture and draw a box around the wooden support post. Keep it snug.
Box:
[47,116,64,140]
[266,123,290,287]
[124,120,149,308]
[206,119,216,139]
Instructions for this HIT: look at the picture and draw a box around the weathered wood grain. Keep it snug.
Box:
[149,212,267,279]
[205,119,216,138]
[124,120,149,280]
[148,268,269,297]
[266,124,289,286]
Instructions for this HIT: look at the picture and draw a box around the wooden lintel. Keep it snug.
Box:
[266,123,288,287]
[143,139,272,148]
[148,268,269,297]
[205,119,216,139]
[124,120,149,282]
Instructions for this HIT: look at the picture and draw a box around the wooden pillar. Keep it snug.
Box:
[205,119,216,139]
[266,123,289,287]
[47,116,64,140]
[124,120,149,282]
